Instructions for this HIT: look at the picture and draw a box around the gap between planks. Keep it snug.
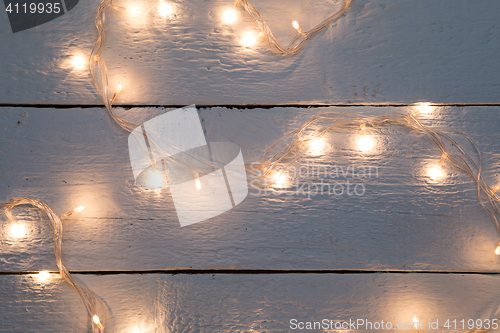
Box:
[1,269,500,276]
[1,104,499,274]
[0,103,500,110]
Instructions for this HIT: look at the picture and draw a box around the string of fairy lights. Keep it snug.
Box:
[253,104,500,255]
[2,0,500,332]
[5,1,357,330]
[0,198,105,333]
[88,0,353,133]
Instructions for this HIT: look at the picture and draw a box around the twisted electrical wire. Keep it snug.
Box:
[90,2,222,181]
[254,108,500,242]
[234,0,352,55]
[0,198,105,333]
[90,0,138,133]
[89,0,353,133]
[88,1,500,241]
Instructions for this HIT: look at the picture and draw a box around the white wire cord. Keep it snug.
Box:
[0,198,106,333]
[90,0,138,133]
[88,1,500,252]
[89,0,352,131]
[234,0,352,55]
[253,110,500,244]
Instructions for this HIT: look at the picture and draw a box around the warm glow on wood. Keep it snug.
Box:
[38,271,51,281]
[10,224,26,238]
[223,9,236,24]
[72,56,87,69]
[357,136,374,152]
[427,166,444,180]
[241,32,257,47]
[159,2,173,16]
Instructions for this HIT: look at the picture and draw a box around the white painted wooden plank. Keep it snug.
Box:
[1,106,500,272]
[1,273,500,332]
[0,0,499,104]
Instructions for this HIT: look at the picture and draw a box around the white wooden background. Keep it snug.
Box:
[1,0,500,331]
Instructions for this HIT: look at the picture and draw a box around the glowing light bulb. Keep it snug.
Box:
[10,224,26,238]
[93,314,104,329]
[415,102,433,114]
[115,82,123,93]
[292,21,303,33]
[357,136,374,152]
[109,82,123,105]
[195,174,202,191]
[74,206,85,213]
[427,166,444,179]
[61,205,86,219]
[493,185,500,193]
[142,169,166,190]
[158,2,173,16]
[495,244,500,255]
[413,316,419,329]
[223,9,236,24]
[241,32,257,47]
[72,56,87,69]
[127,7,139,15]
[272,172,287,187]
[309,138,325,154]
[38,271,51,280]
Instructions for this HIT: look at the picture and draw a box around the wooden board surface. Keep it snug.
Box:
[2,0,500,331]
[1,273,500,332]
[0,0,499,105]
[1,105,500,272]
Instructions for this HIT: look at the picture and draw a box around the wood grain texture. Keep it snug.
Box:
[0,0,499,105]
[1,105,500,272]
[2,0,499,330]
[1,273,500,332]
